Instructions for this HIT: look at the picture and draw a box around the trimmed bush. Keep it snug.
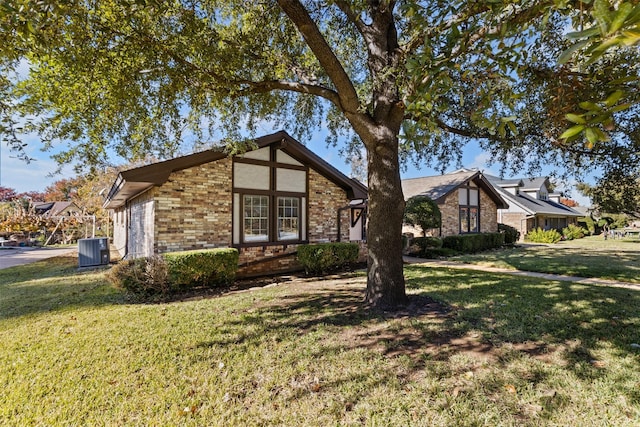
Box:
[562,224,585,240]
[420,247,460,259]
[107,248,239,295]
[442,232,505,253]
[414,236,443,250]
[106,255,170,295]
[525,228,562,244]
[498,223,520,245]
[297,242,359,275]
[163,248,239,289]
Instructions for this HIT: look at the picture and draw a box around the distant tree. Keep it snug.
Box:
[403,196,441,237]
[18,191,46,202]
[577,170,640,217]
[560,197,579,207]
[0,186,17,202]
[43,177,84,201]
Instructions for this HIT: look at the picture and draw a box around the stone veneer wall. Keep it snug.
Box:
[154,158,233,253]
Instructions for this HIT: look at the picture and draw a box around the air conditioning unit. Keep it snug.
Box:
[78,238,110,267]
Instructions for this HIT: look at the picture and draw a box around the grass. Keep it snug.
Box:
[1,255,639,425]
[452,235,640,283]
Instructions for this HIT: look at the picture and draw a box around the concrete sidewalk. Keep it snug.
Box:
[0,246,77,270]
[403,256,640,292]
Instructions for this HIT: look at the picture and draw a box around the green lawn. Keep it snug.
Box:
[452,235,640,283]
[1,255,639,426]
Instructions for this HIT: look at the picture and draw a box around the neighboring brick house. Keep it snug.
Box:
[401,170,508,237]
[103,131,367,277]
[486,175,584,240]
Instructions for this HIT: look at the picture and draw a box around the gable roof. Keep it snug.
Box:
[104,131,367,209]
[486,175,583,217]
[401,170,509,209]
[33,201,80,217]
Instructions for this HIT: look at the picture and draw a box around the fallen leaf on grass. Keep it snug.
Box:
[180,405,197,415]
[521,403,543,417]
[309,376,321,393]
[590,360,606,368]
[504,384,517,394]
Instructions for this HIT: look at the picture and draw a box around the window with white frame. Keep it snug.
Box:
[243,195,269,242]
[277,197,299,241]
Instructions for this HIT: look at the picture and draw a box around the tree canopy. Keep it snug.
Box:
[404,195,441,236]
[1,0,639,307]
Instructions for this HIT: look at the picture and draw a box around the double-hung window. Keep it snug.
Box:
[233,145,307,245]
[459,185,480,233]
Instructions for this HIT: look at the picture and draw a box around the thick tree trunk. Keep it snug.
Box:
[363,131,408,309]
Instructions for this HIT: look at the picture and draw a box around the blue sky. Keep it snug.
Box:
[0,125,594,206]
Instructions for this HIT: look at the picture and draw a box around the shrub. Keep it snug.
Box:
[419,247,460,259]
[577,217,596,235]
[562,224,585,240]
[106,256,170,295]
[442,233,505,253]
[163,248,239,289]
[498,223,520,245]
[404,196,441,236]
[525,228,562,244]
[414,236,443,250]
[297,242,359,275]
[107,248,239,295]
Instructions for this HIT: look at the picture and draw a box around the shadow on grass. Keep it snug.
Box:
[457,245,640,283]
[0,256,123,320]
[405,265,640,363]
[191,266,640,417]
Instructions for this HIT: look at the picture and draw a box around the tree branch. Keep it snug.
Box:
[236,79,341,104]
[277,0,360,113]
[332,0,367,35]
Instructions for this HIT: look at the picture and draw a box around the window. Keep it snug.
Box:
[459,187,480,233]
[277,197,299,241]
[233,146,307,245]
[243,196,269,242]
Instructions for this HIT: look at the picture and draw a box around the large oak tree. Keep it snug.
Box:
[2,1,639,308]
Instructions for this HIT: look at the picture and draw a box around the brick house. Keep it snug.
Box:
[103,131,368,277]
[401,170,508,237]
[486,175,583,239]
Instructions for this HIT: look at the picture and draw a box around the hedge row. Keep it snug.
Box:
[296,242,360,275]
[107,248,239,295]
[442,232,505,253]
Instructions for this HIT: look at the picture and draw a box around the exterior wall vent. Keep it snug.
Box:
[78,238,110,267]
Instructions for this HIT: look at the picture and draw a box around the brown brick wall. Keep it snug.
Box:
[154,158,233,253]
[432,188,500,238]
[146,158,355,276]
[237,245,301,277]
[308,169,351,242]
[480,190,498,233]
[499,212,527,240]
[439,192,460,237]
